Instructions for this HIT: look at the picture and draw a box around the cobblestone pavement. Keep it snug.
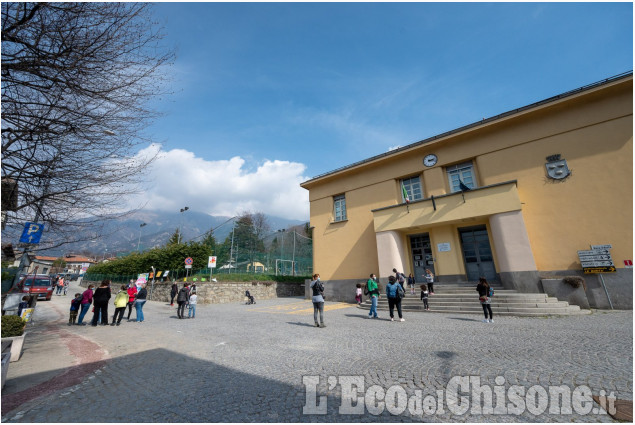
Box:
[2,282,632,423]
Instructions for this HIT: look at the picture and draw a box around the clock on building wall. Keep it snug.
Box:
[423,154,438,167]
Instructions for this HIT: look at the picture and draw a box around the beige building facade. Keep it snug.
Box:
[301,72,633,309]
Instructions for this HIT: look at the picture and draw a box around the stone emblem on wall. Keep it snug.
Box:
[545,154,570,180]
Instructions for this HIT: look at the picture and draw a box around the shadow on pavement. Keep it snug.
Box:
[286,321,316,327]
[447,317,480,322]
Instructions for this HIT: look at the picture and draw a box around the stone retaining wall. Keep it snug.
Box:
[81,280,305,304]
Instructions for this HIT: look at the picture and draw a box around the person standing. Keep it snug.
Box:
[63,276,69,295]
[424,269,435,295]
[56,276,65,295]
[126,282,137,321]
[386,276,404,322]
[420,284,430,311]
[407,273,416,295]
[170,281,178,306]
[134,284,148,322]
[111,285,129,326]
[188,290,197,319]
[310,274,325,328]
[176,283,190,319]
[91,280,111,326]
[69,293,82,325]
[476,277,493,323]
[76,285,94,325]
[367,273,380,319]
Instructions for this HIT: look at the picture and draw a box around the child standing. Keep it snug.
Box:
[355,283,362,305]
[188,291,197,319]
[420,285,429,311]
[112,285,129,326]
[69,293,82,325]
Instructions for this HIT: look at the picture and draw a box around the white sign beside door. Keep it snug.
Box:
[437,243,451,252]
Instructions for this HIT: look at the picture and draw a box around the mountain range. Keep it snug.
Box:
[35,210,307,258]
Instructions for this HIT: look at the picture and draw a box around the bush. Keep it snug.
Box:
[562,276,586,291]
[1,315,26,337]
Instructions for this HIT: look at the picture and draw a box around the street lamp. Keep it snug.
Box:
[178,206,189,244]
[137,222,147,252]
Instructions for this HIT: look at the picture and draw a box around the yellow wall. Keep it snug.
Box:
[304,77,633,280]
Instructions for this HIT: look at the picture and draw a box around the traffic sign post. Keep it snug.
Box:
[208,256,217,280]
[19,222,44,244]
[577,245,614,309]
[184,257,193,279]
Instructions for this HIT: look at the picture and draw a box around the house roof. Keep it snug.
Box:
[301,71,633,187]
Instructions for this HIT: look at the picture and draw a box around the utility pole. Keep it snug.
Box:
[229,224,235,274]
[292,230,296,276]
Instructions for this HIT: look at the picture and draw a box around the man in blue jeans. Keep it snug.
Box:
[367,274,380,318]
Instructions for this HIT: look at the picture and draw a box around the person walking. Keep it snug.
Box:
[126,282,137,321]
[76,285,94,325]
[188,290,197,319]
[355,283,363,305]
[170,281,178,306]
[56,276,65,295]
[63,277,69,295]
[367,273,380,319]
[176,283,190,319]
[386,276,405,322]
[111,285,129,326]
[424,269,435,295]
[309,274,326,328]
[392,268,406,291]
[476,277,493,323]
[134,284,148,322]
[407,273,416,295]
[91,280,111,326]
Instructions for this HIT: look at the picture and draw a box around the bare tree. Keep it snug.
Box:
[1,2,174,250]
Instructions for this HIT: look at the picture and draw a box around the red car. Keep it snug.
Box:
[15,274,54,301]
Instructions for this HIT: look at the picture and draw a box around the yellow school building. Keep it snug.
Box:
[301,72,633,309]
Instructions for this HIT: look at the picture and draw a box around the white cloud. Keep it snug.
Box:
[128,145,310,220]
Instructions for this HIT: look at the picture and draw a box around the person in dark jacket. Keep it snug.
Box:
[134,284,148,322]
[91,280,111,326]
[476,277,493,323]
[176,283,190,319]
[170,282,178,306]
[386,275,404,322]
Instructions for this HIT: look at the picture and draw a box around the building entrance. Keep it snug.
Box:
[459,226,497,282]
[409,234,434,282]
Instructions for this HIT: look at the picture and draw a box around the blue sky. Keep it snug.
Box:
[134,2,632,221]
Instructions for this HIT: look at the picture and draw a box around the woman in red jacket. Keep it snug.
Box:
[126,281,137,321]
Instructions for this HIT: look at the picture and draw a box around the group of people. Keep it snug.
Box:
[54,275,68,296]
[69,279,148,326]
[322,268,494,324]
[170,282,197,319]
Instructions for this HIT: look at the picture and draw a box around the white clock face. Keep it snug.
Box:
[423,154,438,167]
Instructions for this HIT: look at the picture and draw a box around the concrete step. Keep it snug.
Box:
[357,305,591,316]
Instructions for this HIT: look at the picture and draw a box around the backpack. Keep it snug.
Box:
[397,273,405,284]
[488,287,494,297]
[311,281,324,297]
[363,284,369,296]
[177,288,189,302]
[397,284,405,299]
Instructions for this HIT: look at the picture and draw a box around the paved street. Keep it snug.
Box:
[2,279,632,422]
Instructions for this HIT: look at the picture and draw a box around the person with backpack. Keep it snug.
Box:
[126,282,137,321]
[476,277,494,323]
[91,280,111,326]
[366,273,380,319]
[386,275,405,322]
[392,268,406,291]
[76,285,94,325]
[310,274,326,328]
[176,283,190,319]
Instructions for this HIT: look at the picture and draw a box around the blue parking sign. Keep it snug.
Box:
[20,222,44,244]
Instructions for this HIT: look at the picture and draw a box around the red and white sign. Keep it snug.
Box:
[624,260,633,268]
[184,257,193,265]
[208,256,217,268]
